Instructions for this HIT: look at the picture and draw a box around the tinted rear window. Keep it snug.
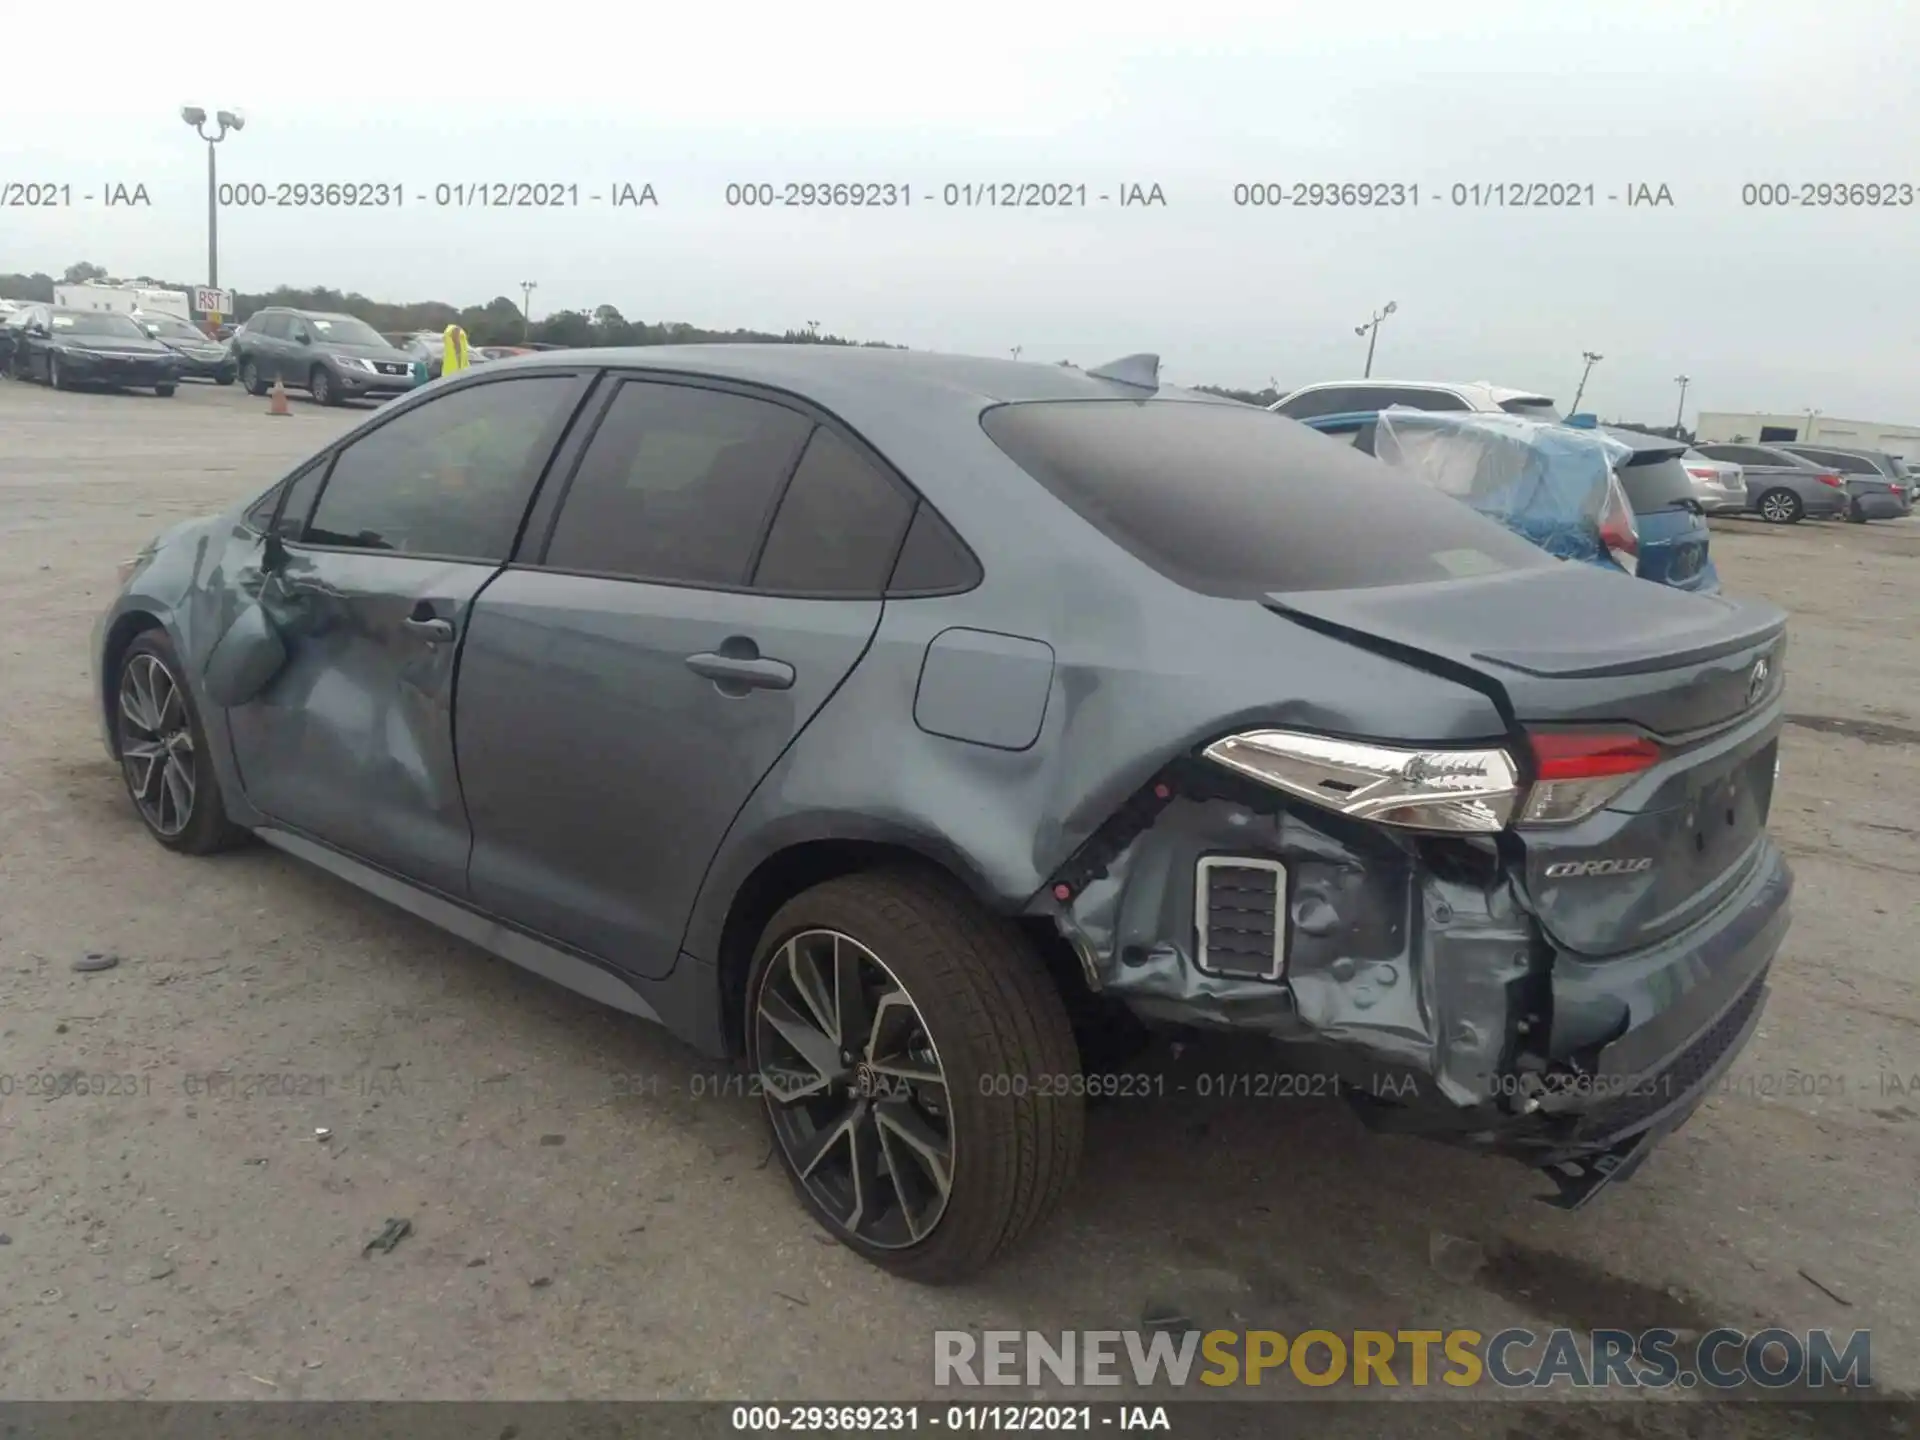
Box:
[1616,456,1697,511]
[980,399,1557,597]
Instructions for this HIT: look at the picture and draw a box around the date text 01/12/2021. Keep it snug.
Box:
[1229,181,1675,207]
[213,181,658,208]
[728,1405,1170,1432]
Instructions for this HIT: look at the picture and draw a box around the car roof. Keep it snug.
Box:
[1781,441,1891,458]
[482,344,1236,414]
[1275,378,1556,410]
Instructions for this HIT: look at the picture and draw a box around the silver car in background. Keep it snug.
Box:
[1776,444,1913,523]
[1681,449,1746,514]
[1694,443,1850,524]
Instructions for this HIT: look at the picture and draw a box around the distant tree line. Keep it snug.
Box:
[0,261,902,353]
[1,262,1304,393]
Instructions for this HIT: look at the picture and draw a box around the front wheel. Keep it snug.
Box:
[1757,488,1803,524]
[215,369,235,386]
[154,384,175,398]
[113,632,249,854]
[746,870,1084,1283]
[47,353,66,389]
[309,365,338,406]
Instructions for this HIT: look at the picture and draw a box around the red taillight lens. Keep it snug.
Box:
[1817,472,1844,488]
[1598,473,1639,572]
[1519,731,1661,825]
[1685,467,1716,480]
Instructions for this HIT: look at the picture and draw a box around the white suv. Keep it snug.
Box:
[1270,379,1562,423]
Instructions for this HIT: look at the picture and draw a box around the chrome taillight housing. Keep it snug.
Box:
[1204,727,1666,833]
[1202,730,1522,834]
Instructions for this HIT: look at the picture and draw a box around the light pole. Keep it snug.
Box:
[1804,407,1821,441]
[1011,346,1022,361]
[1354,301,1397,378]
[519,281,537,341]
[806,319,820,340]
[1570,351,1603,413]
[179,107,243,289]
[1673,374,1690,433]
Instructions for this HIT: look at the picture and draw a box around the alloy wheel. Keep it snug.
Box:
[754,929,955,1249]
[1761,492,1798,523]
[117,652,197,837]
[312,369,331,404]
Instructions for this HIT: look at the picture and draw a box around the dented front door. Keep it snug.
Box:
[225,549,491,896]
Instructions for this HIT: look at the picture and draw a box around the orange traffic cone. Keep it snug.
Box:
[268,378,291,416]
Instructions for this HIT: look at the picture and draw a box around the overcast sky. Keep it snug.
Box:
[3,0,1912,420]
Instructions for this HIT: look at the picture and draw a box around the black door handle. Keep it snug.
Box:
[405,615,455,642]
[686,651,795,691]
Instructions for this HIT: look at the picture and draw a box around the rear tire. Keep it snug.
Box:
[216,370,235,386]
[746,869,1084,1283]
[240,357,266,396]
[1845,500,1867,524]
[1757,488,1803,524]
[48,353,66,390]
[113,631,249,855]
[154,384,175,398]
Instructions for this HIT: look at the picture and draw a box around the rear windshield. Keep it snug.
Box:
[1616,456,1698,511]
[980,399,1558,596]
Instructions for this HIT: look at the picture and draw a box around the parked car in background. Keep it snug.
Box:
[1680,449,1747,514]
[137,311,235,385]
[4,305,182,395]
[93,346,1792,1278]
[231,308,420,405]
[1271,378,1562,423]
[1775,444,1913,523]
[1695,443,1848,524]
[1298,409,1718,593]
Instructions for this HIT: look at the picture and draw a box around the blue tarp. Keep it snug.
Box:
[1371,408,1635,568]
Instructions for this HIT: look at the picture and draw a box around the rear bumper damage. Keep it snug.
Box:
[1040,762,1791,1205]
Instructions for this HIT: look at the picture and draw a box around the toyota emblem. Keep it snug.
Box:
[1747,657,1770,705]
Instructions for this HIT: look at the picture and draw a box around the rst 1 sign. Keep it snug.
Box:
[193,287,233,316]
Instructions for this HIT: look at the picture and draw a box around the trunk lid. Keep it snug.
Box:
[1266,566,1788,956]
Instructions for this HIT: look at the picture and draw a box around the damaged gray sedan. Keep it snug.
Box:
[93,346,1793,1282]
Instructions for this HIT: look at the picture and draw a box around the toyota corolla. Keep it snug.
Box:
[93,346,1793,1281]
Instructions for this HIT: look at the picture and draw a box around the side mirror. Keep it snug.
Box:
[27,322,47,337]
[296,332,312,345]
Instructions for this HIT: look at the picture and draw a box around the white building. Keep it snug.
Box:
[52,283,192,322]
[1695,410,1920,461]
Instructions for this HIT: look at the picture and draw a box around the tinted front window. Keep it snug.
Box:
[143,315,205,339]
[752,427,916,594]
[981,399,1557,597]
[305,377,574,559]
[274,459,330,539]
[309,315,388,348]
[254,313,290,339]
[545,381,813,585]
[49,312,147,338]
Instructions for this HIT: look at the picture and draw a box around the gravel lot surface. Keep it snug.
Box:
[1,378,1914,1433]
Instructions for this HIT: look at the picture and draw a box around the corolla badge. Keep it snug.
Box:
[1544,858,1653,878]
[1747,657,1770,705]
